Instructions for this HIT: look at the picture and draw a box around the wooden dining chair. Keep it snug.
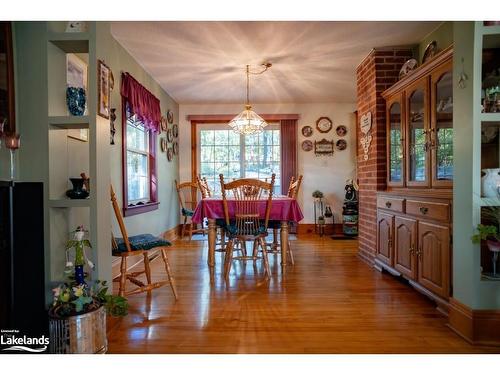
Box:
[219,173,275,280]
[110,185,178,299]
[175,179,206,240]
[196,175,212,199]
[268,175,303,265]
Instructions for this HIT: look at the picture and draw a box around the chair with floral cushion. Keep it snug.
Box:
[110,185,178,299]
[219,173,275,280]
[175,179,206,240]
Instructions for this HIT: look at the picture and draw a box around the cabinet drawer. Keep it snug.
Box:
[406,199,450,221]
[377,196,404,212]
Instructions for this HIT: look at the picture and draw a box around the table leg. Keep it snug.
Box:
[208,219,216,267]
[280,220,289,275]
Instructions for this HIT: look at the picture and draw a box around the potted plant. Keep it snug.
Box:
[312,190,324,201]
[471,208,500,279]
[49,226,128,353]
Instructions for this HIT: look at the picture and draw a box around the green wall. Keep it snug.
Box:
[418,22,453,61]
[97,22,180,239]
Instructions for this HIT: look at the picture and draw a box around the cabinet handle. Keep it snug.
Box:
[385,201,392,208]
[419,207,429,215]
[417,246,423,260]
[409,245,415,255]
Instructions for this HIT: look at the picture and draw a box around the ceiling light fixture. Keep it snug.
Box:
[228,63,272,135]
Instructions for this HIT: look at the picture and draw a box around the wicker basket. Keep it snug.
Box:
[49,305,107,354]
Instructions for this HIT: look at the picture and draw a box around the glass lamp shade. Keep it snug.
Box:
[228,105,268,135]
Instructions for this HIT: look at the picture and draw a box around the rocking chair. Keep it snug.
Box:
[111,185,178,299]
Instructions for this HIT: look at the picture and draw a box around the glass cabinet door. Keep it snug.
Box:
[407,82,429,186]
[432,64,453,187]
[388,100,404,186]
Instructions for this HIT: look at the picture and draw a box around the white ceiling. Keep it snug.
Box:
[111,21,442,104]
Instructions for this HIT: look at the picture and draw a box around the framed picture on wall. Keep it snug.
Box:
[66,53,88,91]
[97,59,111,119]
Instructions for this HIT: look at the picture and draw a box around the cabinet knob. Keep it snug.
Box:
[409,245,415,255]
[419,207,429,215]
[385,201,392,208]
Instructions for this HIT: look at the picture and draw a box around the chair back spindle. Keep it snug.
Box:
[219,174,275,236]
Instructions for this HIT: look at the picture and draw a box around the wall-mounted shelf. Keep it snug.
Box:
[479,197,500,207]
[49,115,89,129]
[480,25,500,36]
[49,198,91,208]
[480,113,500,122]
[48,32,89,53]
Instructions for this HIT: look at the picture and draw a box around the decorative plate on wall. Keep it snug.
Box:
[167,110,174,124]
[316,117,333,133]
[335,125,347,137]
[167,147,173,161]
[161,117,168,132]
[422,40,437,64]
[160,138,167,152]
[336,139,347,151]
[166,128,173,143]
[301,140,313,152]
[173,141,179,155]
[172,124,179,138]
[301,126,313,137]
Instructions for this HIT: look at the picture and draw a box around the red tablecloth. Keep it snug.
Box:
[191,196,304,224]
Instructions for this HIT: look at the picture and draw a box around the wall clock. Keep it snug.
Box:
[316,117,333,133]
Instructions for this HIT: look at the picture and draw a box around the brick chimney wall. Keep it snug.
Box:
[356,48,414,264]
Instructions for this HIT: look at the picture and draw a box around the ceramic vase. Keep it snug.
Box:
[66,178,89,199]
[481,168,500,198]
[66,87,86,116]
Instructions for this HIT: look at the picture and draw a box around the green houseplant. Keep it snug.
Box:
[49,226,128,353]
[471,208,500,278]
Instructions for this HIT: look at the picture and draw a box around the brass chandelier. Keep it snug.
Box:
[228,63,272,135]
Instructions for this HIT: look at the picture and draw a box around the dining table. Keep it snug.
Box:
[191,195,304,275]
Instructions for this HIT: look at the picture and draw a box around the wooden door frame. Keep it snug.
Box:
[188,114,299,185]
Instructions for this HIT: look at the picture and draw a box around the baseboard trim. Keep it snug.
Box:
[448,297,500,346]
[297,223,343,235]
[111,224,181,279]
[357,248,375,266]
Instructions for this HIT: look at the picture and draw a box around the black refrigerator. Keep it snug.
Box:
[0,181,47,338]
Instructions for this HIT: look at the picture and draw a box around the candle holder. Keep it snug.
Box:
[5,133,20,181]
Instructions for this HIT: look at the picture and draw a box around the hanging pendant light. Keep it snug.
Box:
[229,63,271,135]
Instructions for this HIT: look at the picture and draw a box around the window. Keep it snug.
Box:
[198,124,281,194]
[122,108,158,216]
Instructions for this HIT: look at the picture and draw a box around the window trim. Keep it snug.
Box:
[197,123,281,194]
[122,100,159,217]
[189,115,299,191]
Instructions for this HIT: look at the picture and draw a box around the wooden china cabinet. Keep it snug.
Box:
[377,46,453,313]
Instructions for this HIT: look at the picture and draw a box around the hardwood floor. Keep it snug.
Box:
[107,235,499,353]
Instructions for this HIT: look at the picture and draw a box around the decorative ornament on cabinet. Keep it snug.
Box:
[359,111,372,161]
[422,40,438,64]
[110,108,116,145]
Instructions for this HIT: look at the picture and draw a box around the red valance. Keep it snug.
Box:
[120,72,161,133]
